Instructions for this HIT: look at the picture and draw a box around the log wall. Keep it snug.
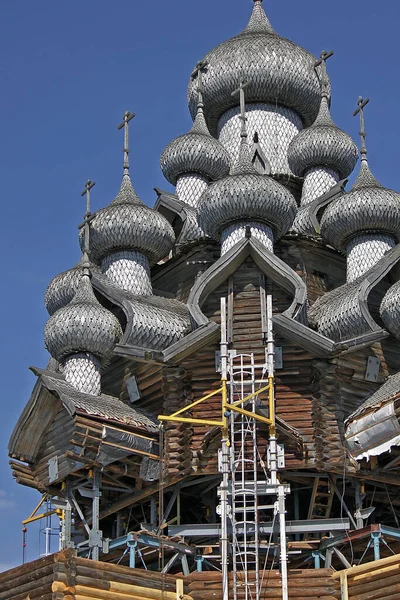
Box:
[0,550,190,600]
[186,569,340,600]
[182,256,316,472]
[4,549,400,600]
[333,553,400,600]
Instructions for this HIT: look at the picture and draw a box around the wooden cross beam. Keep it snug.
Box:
[117,111,135,171]
[232,81,250,133]
[315,50,334,96]
[191,60,208,104]
[353,96,370,158]
[80,179,96,259]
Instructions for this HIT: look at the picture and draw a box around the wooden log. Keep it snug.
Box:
[0,574,54,599]
[349,582,400,600]
[14,585,54,600]
[350,571,400,596]
[73,572,176,593]
[74,558,179,585]
[53,580,192,600]
[348,562,400,585]
[332,554,400,579]
[0,564,55,592]
[0,552,64,584]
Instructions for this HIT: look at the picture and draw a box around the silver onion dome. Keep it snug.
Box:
[45,255,87,316]
[320,160,400,251]
[84,173,175,264]
[187,0,325,134]
[288,96,358,179]
[380,281,400,339]
[197,134,297,239]
[160,101,231,185]
[44,272,122,363]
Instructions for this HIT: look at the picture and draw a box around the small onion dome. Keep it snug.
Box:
[85,173,175,264]
[381,281,400,339]
[187,0,325,134]
[288,96,358,179]
[320,159,400,251]
[45,254,87,316]
[44,272,122,363]
[197,135,297,239]
[160,102,230,185]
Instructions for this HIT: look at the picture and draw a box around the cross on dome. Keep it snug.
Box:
[117,111,136,173]
[191,60,208,106]
[80,179,96,270]
[315,50,334,98]
[353,96,370,161]
[232,81,251,137]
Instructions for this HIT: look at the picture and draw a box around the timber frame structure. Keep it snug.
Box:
[6,1,400,599]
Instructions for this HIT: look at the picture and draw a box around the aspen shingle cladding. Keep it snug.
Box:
[348,371,400,422]
[34,370,158,432]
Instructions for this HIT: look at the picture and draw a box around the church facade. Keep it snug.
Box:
[7,0,400,593]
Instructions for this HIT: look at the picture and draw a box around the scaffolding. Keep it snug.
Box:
[159,294,289,600]
[24,294,289,598]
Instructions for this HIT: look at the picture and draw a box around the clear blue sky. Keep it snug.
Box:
[0,0,399,570]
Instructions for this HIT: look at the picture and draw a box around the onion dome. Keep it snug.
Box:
[187,0,325,134]
[44,271,122,363]
[320,159,400,251]
[160,98,230,185]
[288,95,358,179]
[380,281,400,339]
[85,173,175,264]
[45,254,87,316]
[197,129,297,240]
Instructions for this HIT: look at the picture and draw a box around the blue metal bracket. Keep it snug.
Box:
[195,555,204,572]
[371,530,381,561]
[127,536,138,569]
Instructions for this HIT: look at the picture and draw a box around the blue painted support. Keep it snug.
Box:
[312,551,322,569]
[127,537,137,569]
[371,530,381,561]
[195,555,204,572]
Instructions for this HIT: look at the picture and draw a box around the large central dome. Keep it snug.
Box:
[187,0,324,135]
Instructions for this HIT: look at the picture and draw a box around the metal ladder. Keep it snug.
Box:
[229,352,264,600]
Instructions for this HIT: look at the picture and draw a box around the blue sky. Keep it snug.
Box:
[0,0,399,569]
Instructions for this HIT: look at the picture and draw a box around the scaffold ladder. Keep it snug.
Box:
[229,352,261,600]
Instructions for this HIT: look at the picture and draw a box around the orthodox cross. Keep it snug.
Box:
[232,80,250,135]
[353,96,370,159]
[191,60,208,104]
[80,179,96,264]
[117,111,135,173]
[315,50,334,96]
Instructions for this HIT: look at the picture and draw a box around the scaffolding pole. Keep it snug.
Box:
[266,294,288,600]
[220,297,229,600]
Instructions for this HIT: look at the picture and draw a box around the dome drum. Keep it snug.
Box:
[175,173,209,207]
[62,352,102,396]
[346,233,395,282]
[217,103,302,176]
[221,221,274,255]
[299,167,339,207]
[101,250,152,295]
